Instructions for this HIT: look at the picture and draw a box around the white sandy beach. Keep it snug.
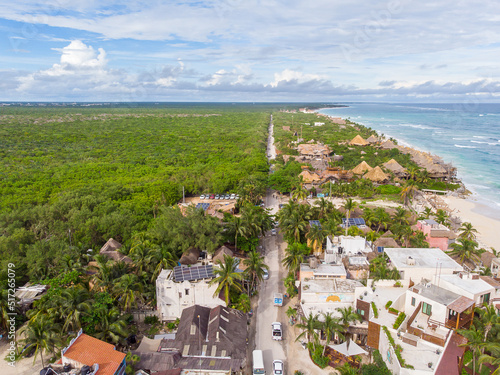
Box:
[443,196,500,251]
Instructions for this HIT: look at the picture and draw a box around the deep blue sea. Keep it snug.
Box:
[319,103,500,216]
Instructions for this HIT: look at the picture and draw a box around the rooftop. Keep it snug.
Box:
[301,278,362,294]
[384,248,463,271]
[300,263,347,278]
[62,332,125,375]
[410,283,461,306]
[438,274,494,294]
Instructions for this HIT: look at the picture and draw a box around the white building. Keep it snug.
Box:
[156,265,224,321]
[436,273,499,306]
[325,235,371,263]
[384,248,463,283]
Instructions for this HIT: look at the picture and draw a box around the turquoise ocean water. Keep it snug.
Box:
[319,103,500,218]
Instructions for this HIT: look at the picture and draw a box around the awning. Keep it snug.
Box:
[329,339,367,357]
[448,296,474,313]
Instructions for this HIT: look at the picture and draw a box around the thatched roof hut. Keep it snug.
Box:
[366,135,379,143]
[380,139,397,149]
[349,135,369,146]
[381,230,393,237]
[213,245,234,264]
[383,159,407,177]
[352,161,373,175]
[180,247,200,265]
[374,237,399,248]
[363,166,389,183]
[99,238,132,263]
[300,170,321,184]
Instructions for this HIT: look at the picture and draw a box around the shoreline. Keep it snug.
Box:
[317,109,500,252]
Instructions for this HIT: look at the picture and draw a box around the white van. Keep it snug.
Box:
[253,350,265,375]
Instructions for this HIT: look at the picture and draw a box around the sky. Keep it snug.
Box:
[1,0,500,102]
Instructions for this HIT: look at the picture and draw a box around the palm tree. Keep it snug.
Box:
[147,245,177,282]
[321,312,344,355]
[336,307,362,339]
[57,285,92,331]
[282,242,309,275]
[392,207,410,226]
[435,209,450,226]
[409,230,429,248]
[0,289,10,333]
[113,274,144,312]
[281,210,309,243]
[209,254,243,306]
[459,222,478,241]
[315,197,333,219]
[477,305,500,341]
[296,313,320,348]
[338,363,359,375]
[292,184,308,202]
[400,180,418,207]
[226,216,249,252]
[94,307,129,345]
[373,207,390,233]
[343,198,357,235]
[416,169,430,184]
[363,207,376,229]
[20,315,60,367]
[365,231,380,250]
[479,343,500,375]
[459,325,486,375]
[447,239,481,266]
[407,166,420,181]
[235,293,251,313]
[243,251,269,293]
[306,225,327,253]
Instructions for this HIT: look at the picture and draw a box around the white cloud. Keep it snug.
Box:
[269,69,323,88]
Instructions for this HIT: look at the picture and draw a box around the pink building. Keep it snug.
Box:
[416,219,456,251]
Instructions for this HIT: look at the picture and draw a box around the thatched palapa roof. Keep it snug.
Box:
[366,135,379,143]
[349,135,369,146]
[213,245,234,264]
[383,159,407,176]
[363,166,389,182]
[352,161,373,175]
[380,139,397,149]
[180,247,200,265]
[374,237,399,248]
[99,238,132,263]
[300,170,321,184]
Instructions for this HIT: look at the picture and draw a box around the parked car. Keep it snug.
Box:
[200,194,205,200]
[263,269,269,280]
[273,360,284,375]
[215,194,220,200]
[209,194,215,199]
[230,193,236,199]
[225,194,230,200]
[271,228,277,236]
[272,322,282,341]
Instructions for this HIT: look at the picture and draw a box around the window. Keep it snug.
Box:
[185,289,190,296]
[422,302,432,315]
[481,293,490,304]
[357,309,365,316]
[411,297,416,306]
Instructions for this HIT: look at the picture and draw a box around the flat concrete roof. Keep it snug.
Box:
[410,283,461,306]
[385,248,463,271]
[300,263,347,277]
[439,274,493,294]
[302,278,363,294]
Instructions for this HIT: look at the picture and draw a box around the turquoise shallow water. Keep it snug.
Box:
[319,103,500,217]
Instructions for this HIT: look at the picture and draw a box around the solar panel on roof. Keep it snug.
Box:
[196,203,210,211]
[173,264,214,282]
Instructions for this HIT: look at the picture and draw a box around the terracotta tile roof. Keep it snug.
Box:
[480,276,500,289]
[448,296,475,313]
[435,331,467,375]
[63,333,125,375]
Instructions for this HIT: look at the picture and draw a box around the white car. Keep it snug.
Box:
[230,193,236,200]
[272,322,282,341]
[200,194,205,200]
[273,360,284,375]
[271,228,277,236]
[262,269,269,280]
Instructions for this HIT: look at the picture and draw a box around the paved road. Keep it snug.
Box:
[253,114,287,374]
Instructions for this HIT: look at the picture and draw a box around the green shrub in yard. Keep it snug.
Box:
[385,301,392,309]
[311,345,329,369]
[144,315,159,325]
[371,302,379,318]
[393,312,406,329]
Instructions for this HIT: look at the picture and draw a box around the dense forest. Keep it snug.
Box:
[0,105,278,283]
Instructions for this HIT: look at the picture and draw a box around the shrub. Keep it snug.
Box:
[144,315,160,325]
[393,312,406,329]
[371,302,379,319]
[388,307,399,315]
[311,345,329,369]
[385,301,393,309]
